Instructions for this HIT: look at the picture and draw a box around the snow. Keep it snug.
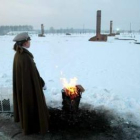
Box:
[0,33,140,125]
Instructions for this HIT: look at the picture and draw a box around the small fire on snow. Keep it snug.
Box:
[60,77,78,98]
[60,77,85,111]
[60,77,85,99]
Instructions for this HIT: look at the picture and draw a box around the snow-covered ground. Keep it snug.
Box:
[0,33,140,126]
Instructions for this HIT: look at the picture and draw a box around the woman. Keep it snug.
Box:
[13,32,49,135]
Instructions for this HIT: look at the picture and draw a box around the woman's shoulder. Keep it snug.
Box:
[14,49,34,66]
[16,51,33,64]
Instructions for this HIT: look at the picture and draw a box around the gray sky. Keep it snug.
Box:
[0,0,140,30]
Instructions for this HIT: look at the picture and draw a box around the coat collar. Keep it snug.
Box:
[22,48,34,59]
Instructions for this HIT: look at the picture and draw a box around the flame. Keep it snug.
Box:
[60,77,78,98]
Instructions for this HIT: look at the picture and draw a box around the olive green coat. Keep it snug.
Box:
[13,48,49,135]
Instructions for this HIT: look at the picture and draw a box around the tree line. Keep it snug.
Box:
[0,25,33,35]
[43,27,95,34]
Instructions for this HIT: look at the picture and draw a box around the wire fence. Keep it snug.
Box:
[0,87,13,113]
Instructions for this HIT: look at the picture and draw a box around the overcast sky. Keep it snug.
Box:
[0,0,140,30]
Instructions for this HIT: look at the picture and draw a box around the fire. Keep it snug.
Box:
[60,77,79,98]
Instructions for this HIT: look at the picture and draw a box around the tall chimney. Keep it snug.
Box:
[89,10,107,41]
[41,24,44,35]
[96,10,101,35]
[110,21,113,34]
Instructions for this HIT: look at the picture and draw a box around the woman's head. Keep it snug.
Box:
[13,32,31,51]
